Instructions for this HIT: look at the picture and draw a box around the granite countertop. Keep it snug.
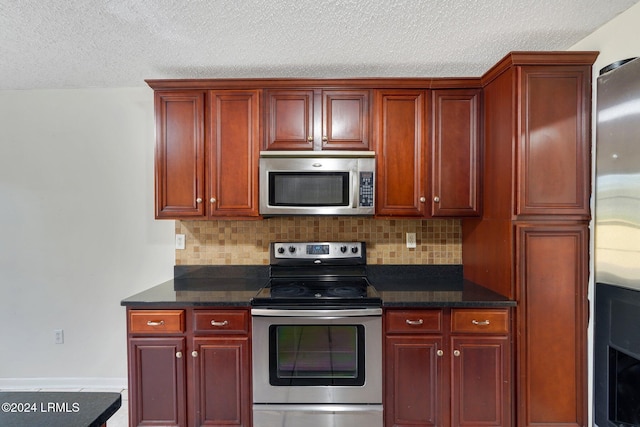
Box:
[121,265,515,308]
[0,391,121,427]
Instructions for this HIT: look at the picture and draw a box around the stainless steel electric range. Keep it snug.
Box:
[251,242,383,427]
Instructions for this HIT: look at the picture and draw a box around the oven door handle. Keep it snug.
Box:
[251,308,382,317]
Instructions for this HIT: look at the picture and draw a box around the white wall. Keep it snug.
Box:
[0,87,174,387]
[569,2,640,425]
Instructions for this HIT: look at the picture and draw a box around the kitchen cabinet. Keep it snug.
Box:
[126,308,252,427]
[154,91,206,219]
[384,308,511,427]
[264,88,371,151]
[375,89,427,217]
[461,52,597,427]
[154,89,260,219]
[430,89,481,217]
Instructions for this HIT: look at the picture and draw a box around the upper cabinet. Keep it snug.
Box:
[515,66,591,218]
[375,89,427,217]
[154,89,260,220]
[431,89,481,217]
[264,89,371,151]
[155,91,206,219]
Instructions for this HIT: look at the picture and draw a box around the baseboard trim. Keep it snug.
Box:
[0,377,127,390]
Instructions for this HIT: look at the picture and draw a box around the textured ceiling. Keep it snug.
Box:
[1,0,639,90]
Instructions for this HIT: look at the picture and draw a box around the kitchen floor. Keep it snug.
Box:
[0,387,128,427]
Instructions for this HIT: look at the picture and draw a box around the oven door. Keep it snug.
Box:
[251,308,382,404]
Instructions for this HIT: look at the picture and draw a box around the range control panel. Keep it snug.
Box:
[272,242,364,259]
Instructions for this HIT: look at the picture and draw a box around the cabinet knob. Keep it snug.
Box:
[176,351,182,359]
[191,351,198,358]
[419,197,426,203]
[433,196,440,203]
[453,350,461,357]
[437,349,444,357]
[322,136,328,142]
[196,198,203,204]
[210,320,229,327]
[210,197,216,204]
[307,136,313,142]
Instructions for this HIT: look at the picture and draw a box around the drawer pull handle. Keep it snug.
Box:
[146,320,165,326]
[472,319,490,326]
[211,320,229,327]
[405,319,424,326]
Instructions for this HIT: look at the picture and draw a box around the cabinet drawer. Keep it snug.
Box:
[385,309,442,334]
[129,310,185,334]
[193,310,249,334]
[451,309,509,334]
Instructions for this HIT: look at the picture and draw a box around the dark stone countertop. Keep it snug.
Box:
[0,391,121,427]
[121,265,515,308]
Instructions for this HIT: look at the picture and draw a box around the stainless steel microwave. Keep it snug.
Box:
[259,151,375,216]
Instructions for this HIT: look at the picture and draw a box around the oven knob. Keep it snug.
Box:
[277,247,285,254]
[351,246,358,253]
[340,246,348,253]
[288,246,296,254]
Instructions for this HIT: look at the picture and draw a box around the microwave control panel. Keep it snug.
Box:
[359,172,374,207]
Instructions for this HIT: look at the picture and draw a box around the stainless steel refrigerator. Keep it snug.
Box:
[594,57,640,427]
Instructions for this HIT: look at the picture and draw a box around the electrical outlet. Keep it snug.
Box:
[406,232,416,249]
[54,329,64,344]
[175,234,186,250]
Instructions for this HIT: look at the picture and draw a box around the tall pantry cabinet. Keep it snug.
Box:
[462,52,597,427]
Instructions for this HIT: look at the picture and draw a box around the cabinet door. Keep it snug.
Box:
[516,66,591,218]
[264,89,314,150]
[208,90,260,217]
[431,89,481,217]
[450,336,511,427]
[516,224,588,427]
[192,337,251,427]
[375,90,427,217]
[128,337,186,427]
[155,91,206,219]
[323,89,371,150]
[385,335,444,427]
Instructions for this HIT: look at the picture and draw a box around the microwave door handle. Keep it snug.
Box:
[351,171,359,208]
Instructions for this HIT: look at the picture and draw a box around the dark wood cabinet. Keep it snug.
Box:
[153,89,260,219]
[208,90,260,217]
[128,337,187,427]
[264,88,371,151]
[375,89,427,217]
[127,308,252,427]
[155,91,206,219]
[462,52,597,427]
[515,66,591,218]
[431,89,481,217]
[450,309,511,427]
[515,224,588,427]
[384,308,511,427]
[192,337,251,427]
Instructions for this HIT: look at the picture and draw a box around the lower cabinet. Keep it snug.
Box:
[127,308,251,427]
[384,308,511,427]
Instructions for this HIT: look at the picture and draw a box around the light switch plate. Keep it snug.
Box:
[406,232,416,249]
[175,234,186,250]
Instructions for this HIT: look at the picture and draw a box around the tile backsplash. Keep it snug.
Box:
[176,217,461,265]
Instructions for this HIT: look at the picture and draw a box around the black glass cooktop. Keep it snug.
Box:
[251,277,381,307]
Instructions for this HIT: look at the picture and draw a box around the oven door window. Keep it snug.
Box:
[269,172,349,207]
[269,324,365,386]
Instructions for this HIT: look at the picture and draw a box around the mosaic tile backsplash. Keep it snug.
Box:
[176,217,461,265]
